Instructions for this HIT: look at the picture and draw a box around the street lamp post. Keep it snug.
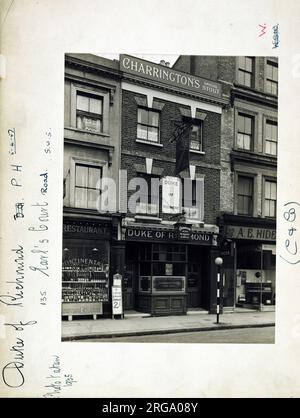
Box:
[215,257,223,324]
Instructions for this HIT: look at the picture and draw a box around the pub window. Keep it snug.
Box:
[136,173,160,215]
[75,164,102,209]
[266,61,278,96]
[237,113,253,151]
[76,92,103,133]
[238,56,254,88]
[137,108,160,143]
[265,120,278,156]
[189,123,203,152]
[182,179,197,207]
[237,176,253,216]
[264,180,277,218]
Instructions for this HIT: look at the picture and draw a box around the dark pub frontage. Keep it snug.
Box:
[122,223,219,316]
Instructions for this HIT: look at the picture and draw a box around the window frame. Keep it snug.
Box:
[265,59,278,96]
[263,178,277,218]
[237,56,255,88]
[236,174,255,217]
[264,118,278,156]
[236,112,254,151]
[137,107,161,144]
[76,92,103,134]
[70,83,110,135]
[135,173,160,216]
[69,157,107,210]
[74,164,102,210]
[189,121,203,153]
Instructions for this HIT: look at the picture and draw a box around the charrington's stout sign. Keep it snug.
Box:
[120,54,222,98]
[226,225,276,241]
[125,226,213,244]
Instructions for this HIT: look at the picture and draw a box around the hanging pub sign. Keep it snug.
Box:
[162,176,181,214]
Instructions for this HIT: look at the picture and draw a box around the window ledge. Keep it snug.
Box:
[190,150,205,155]
[136,139,163,148]
[66,127,110,138]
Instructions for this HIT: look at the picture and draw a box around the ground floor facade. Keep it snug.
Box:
[61,213,276,321]
[62,213,222,319]
[219,214,276,311]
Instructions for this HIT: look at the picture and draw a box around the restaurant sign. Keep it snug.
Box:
[120,54,222,98]
[125,226,212,244]
[63,220,111,238]
[226,225,276,241]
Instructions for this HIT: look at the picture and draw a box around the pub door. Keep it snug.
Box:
[123,262,137,310]
[187,246,207,309]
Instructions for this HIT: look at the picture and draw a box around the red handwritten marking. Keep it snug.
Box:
[259,24,267,37]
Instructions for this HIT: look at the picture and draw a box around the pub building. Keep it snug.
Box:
[174,55,277,310]
[119,54,228,316]
[62,54,122,319]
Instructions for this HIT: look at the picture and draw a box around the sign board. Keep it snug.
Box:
[112,286,123,316]
[120,54,222,98]
[175,224,192,240]
[162,176,181,214]
[226,225,276,241]
[113,273,122,287]
[125,226,213,245]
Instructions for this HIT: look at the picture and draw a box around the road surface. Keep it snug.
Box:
[86,326,275,343]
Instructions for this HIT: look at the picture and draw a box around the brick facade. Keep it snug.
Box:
[121,89,222,225]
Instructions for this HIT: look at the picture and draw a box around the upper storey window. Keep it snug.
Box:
[238,56,254,88]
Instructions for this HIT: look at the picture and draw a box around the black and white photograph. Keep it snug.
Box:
[62,53,277,343]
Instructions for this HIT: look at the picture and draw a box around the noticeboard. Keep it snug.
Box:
[112,286,123,315]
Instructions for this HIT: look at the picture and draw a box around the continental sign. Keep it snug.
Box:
[120,54,222,98]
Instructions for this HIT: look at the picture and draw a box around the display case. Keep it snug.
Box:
[245,282,273,305]
[62,264,109,320]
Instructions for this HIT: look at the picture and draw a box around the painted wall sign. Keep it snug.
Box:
[125,226,213,244]
[226,225,276,241]
[162,176,181,214]
[120,54,222,98]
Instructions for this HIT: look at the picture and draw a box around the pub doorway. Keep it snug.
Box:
[187,245,210,310]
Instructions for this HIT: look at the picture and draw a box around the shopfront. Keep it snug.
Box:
[123,224,217,316]
[62,218,112,319]
[220,215,276,310]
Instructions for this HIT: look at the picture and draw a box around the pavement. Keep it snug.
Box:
[62,308,275,341]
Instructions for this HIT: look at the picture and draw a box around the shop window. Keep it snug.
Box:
[75,164,102,209]
[237,113,253,151]
[266,60,278,95]
[189,123,203,152]
[237,176,253,216]
[76,92,103,133]
[264,180,277,218]
[265,120,277,156]
[137,108,160,143]
[238,56,254,87]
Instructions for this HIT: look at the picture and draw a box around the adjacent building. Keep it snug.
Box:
[174,56,278,310]
[62,53,122,319]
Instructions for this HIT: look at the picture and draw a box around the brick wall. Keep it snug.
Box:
[121,89,221,225]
